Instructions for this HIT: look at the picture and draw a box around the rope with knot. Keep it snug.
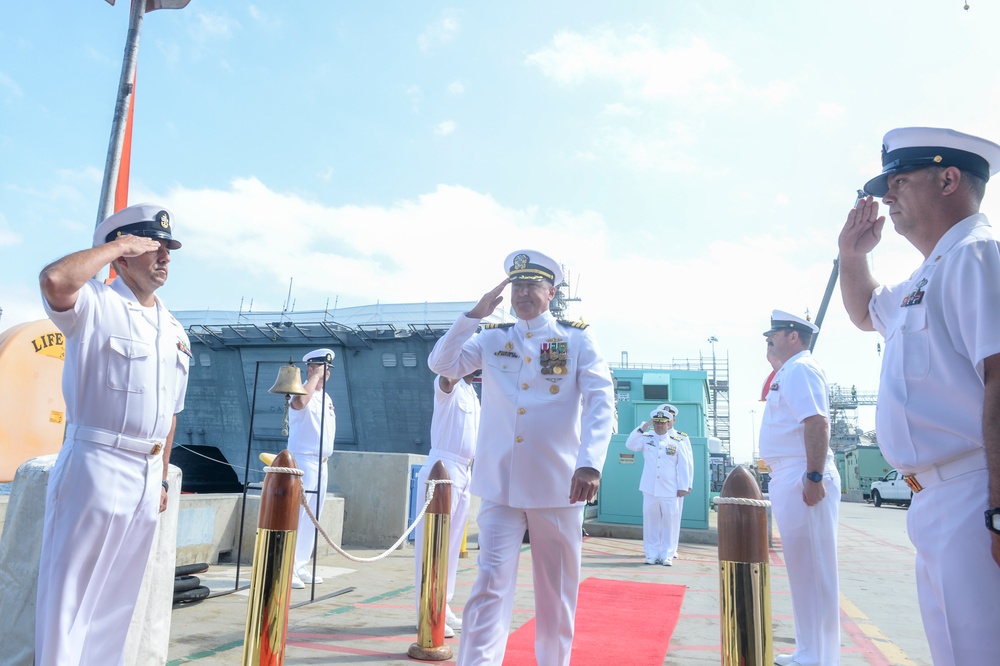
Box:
[263,465,453,563]
[712,496,771,508]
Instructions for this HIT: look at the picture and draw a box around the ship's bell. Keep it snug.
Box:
[269,362,307,396]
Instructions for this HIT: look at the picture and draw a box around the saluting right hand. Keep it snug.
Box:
[838,195,885,258]
[115,234,162,257]
[467,279,510,319]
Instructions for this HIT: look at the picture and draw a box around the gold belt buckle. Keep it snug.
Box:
[903,474,923,493]
[150,442,163,456]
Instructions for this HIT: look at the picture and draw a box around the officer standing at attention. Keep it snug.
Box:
[625,407,692,566]
[288,349,337,589]
[413,371,481,637]
[35,203,191,666]
[661,404,693,563]
[428,250,615,666]
[839,127,1000,666]
[758,310,840,666]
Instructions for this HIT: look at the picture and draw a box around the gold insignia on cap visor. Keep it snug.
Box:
[514,254,529,271]
[156,210,170,229]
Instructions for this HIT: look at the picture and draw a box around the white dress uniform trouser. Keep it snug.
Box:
[667,496,685,559]
[35,439,162,666]
[457,501,585,666]
[641,493,679,561]
[768,460,841,666]
[908,467,1000,666]
[293,456,328,573]
[414,450,473,614]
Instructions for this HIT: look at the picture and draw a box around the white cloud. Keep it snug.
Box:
[418,13,460,52]
[815,101,847,121]
[404,84,422,111]
[0,213,22,247]
[0,71,23,98]
[189,11,240,44]
[592,124,699,173]
[447,81,465,95]
[600,102,639,117]
[526,29,735,102]
[433,120,456,136]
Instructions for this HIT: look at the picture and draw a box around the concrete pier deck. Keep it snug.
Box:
[167,500,930,665]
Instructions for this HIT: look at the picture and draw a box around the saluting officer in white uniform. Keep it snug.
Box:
[661,404,693,562]
[35,203,191,666]
[287,348,337,590]
[625,407,693,566]
[414,371,481,637]
[428,250,615,666]
[840,127,1000,666]
[758,310,840,666]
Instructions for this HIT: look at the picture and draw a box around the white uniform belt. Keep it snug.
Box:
[430,448,473,468]
[902,448,987,493]
[66,424,164,457]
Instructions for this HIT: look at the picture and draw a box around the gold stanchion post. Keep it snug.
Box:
[242,450,301,666]
[718,465,773,666]
[408,461,453,661]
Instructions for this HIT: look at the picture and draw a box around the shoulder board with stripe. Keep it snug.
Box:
[670,434,683,441]
[557,319,589,329]
[676,431,688,437]
[483,323,515,330]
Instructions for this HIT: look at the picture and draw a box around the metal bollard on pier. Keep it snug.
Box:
[242,450,302,666]
[717,465,773,666]
[408,461,453,661]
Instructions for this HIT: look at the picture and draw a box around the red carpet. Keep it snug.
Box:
[502,577,685,665]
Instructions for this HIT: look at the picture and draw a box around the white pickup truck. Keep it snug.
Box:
[869,469,913,508]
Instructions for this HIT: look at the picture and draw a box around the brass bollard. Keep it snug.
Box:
[243,450,302,666]
[718,465,773,666]
[408,461,453,661]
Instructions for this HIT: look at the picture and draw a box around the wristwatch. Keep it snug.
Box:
[806,471,823,483]
[985,508,1000,535]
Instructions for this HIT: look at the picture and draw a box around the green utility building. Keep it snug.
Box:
[598,368,711,530]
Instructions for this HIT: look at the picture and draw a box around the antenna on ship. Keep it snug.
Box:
[549,264,582,319]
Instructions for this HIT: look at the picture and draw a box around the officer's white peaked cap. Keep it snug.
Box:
[93,203,181,250]
[763,310,818,337]
[303,348,336,365]
[504,250,563,285]
[864,127,1000,197]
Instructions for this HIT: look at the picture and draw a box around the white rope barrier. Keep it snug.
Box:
[712,496,771,508]
[265,465,453,564]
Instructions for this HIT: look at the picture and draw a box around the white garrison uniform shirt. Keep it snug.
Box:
[287,389,335,574]
[759,349,840,666]
[36,277,190,666]
[427,310,615,508]
[414,377,481,611]
[759,351,829,461]
[868,213,1000,666]
[624,429,692,497]
[287,389,336,460]
[49,277,190,439]
[870,213,1000,471]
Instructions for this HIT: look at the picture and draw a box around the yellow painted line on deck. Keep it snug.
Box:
[840,594,916,666]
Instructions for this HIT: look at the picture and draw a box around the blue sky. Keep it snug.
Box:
[3,1,998,463]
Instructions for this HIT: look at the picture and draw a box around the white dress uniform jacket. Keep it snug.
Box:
[287,389,336,574]
[36,277,190,666]
[427,310,614,508]
[625,429,690,497]
[428,309,614,666]
[759,349,840,666]
[625,427,692,562]
[869,213,1000,666]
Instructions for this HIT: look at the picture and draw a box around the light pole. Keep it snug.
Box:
[750,409,757,463]
[708,336,718,438]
